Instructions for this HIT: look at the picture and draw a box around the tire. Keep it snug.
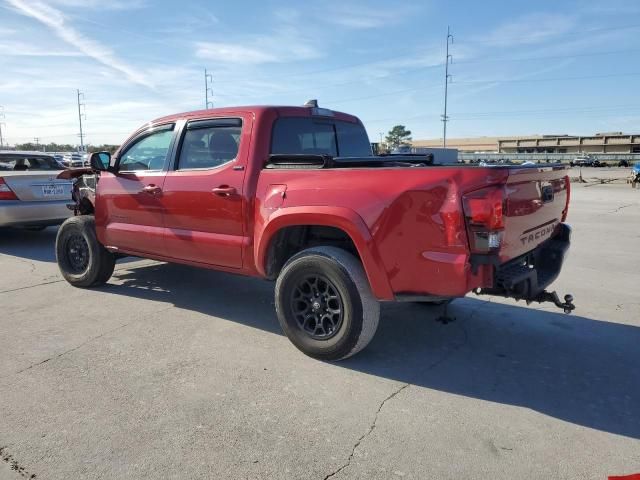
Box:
[275,246,380,361]
[56,216,115,288]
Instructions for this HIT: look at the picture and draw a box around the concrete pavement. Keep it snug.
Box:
[1,183,639,479]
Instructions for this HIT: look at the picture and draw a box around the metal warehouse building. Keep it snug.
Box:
[414,132,640,154]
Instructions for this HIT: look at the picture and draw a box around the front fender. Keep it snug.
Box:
[255,206,394,301]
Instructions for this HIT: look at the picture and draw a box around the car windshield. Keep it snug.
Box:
[271,117,372,157]
[0,155,63,171]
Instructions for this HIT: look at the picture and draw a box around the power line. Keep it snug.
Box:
[453,22,640,47]
[453,71,640,85]
[211,47,640,105]
[363,104,640,125]
[323,68,640,109]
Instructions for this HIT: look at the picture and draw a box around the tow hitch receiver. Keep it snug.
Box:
[532,291,575,314]
[475,289,576,314]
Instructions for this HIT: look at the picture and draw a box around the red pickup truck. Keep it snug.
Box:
[56,102,574,360]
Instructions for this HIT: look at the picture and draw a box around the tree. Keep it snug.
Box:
[385,125,412,150]
[13,142,120,154]
[88,144,120,154]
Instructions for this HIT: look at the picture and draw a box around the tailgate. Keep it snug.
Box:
[500,166,569,262]
[2,172,74,202]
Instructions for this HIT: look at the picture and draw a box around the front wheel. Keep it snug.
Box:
[56,216,115,288]
[275,246,380,361]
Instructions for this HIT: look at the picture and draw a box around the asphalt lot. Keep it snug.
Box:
[1,181,639,480]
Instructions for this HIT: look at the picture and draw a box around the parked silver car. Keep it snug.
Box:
[0,151,73,229]
[56,152,88,168]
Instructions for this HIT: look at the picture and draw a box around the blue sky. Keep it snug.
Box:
[1,0,639,146]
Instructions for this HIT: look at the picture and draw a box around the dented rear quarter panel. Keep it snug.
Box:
[255,166,510,299]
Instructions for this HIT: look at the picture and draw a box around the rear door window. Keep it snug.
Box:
[177,119,242,170]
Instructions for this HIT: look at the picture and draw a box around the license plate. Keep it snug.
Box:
[42,184,65,196]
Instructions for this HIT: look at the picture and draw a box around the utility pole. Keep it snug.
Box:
[0,106,5,149]
[441,26,454,148]
[204,69,214,109]
[77,89,85,152]
[34,137,40,150]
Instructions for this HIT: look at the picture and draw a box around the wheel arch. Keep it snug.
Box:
[256,206,393,300]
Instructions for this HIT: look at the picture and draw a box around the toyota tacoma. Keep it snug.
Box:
[56,102,575,360]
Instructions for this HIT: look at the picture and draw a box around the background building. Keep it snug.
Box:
[414,132,640,154]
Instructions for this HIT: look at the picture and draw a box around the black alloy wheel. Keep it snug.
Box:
[65,233,90,274]
[290,274,344,340]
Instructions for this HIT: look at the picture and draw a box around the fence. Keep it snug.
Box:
[458,152,640,163]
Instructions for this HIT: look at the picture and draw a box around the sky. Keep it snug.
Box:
[0,0,639,147]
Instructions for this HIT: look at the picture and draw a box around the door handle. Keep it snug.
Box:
[212,186,237,196]
[141,185,162,195]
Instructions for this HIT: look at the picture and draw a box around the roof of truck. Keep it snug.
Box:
[148,105,360,127]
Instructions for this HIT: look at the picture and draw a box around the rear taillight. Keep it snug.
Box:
[0,178,18,200]
[462,186,506,253]
[561,175,570,222]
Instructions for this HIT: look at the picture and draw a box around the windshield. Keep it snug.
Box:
[271,117,372,157]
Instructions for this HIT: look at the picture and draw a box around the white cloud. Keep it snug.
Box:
[478,13,577,47]
[195,42,279,65]
[0,26,17,35]
[195,25,323,65]
[321,3,418,29]
[0,40,81,57]
[45,0,147,9]
[5,0,153,88]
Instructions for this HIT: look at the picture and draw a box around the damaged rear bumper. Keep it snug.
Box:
[475,223,575,313]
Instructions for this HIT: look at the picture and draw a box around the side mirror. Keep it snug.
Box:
[89,151,111,171]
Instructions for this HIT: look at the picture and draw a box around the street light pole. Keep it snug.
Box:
[0,106,5,148]
[441,26,454,148]
[77,89,85,152]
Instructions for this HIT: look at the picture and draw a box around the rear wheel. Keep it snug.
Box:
[56,216,115,288]
[275,246,379,361]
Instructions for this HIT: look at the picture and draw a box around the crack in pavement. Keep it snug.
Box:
[0,262,159,295]
[0,279,67,295]
[0,446,36,479]
[322,382,410,480]
[605,203,637,215]
[322,301,485,480]
[2,305,175,379]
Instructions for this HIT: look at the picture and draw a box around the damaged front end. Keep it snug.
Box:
[56,167,97,216]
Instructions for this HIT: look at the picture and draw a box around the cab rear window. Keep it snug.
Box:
[271,117,372,157]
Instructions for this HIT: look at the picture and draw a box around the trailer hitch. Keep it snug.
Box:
[475,289,576,314]
[530,291,575,314]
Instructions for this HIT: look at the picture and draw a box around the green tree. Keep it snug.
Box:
[13,142,120,154]
[88,144,120,154]
[385,125,412,150]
